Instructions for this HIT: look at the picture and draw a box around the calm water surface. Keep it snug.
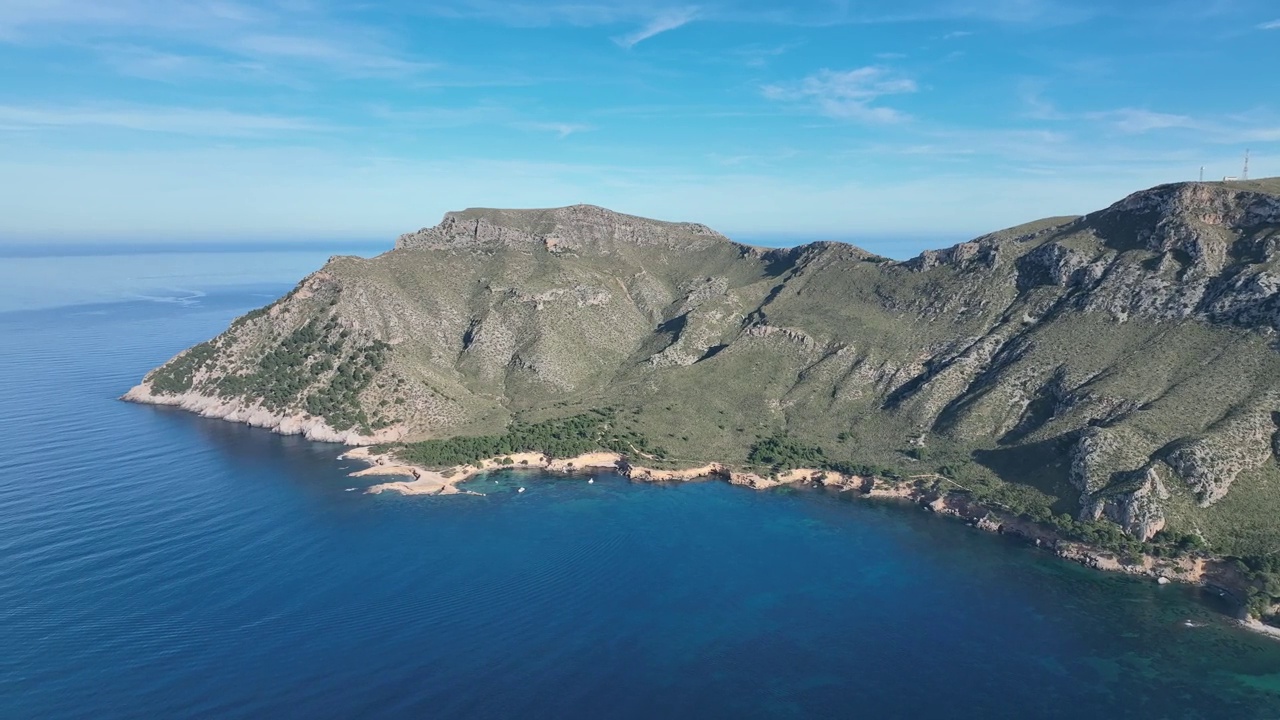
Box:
[3,245,1280,719]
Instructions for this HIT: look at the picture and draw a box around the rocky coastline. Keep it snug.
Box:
[122,381,407,445]
[346,445,1267,636]
[124,180,1280,642]
[126,375,1271,639]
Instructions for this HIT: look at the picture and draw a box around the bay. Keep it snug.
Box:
[2,246,1280,719]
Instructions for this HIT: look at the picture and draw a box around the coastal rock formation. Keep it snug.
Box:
[128,178,1280,556]
[122,382,406,445]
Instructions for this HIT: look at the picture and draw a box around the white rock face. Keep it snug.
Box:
[122,383,406,445]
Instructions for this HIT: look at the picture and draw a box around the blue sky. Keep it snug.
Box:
[1,1,1277,255]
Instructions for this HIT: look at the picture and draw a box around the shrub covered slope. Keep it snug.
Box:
[134,181,1280,562]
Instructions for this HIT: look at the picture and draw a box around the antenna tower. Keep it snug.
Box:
[1243,149,1250,181]
[1199,166,1204,182]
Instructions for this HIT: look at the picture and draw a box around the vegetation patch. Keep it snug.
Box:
[748,434,901,479]
[204,315,392,434]
[215,318,337,409]
[304,339,391,432]
[1233,555,1280,617]
[148,342,218,394]
[383,408,660,469]
[747,435,826,470]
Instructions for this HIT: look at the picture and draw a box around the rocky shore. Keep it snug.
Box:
[122,381,406,445]
[120,381,1276,637]
[347,447,1261,632]
[348,448,626,496]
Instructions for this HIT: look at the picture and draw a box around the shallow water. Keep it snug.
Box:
[3,246,1280,719]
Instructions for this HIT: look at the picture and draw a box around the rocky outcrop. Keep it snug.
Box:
[1008,182,1280,328]
[1069,427,1147,496]
[1098,466,1168,541]
[620,463,727,483]
[122,382,407,445]
[395,204,728,253]
[1168,419,1277,506]
[906,239,1001,272]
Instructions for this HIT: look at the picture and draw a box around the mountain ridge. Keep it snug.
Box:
[395,203,732,253]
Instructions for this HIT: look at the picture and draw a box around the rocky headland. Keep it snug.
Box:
[127,177,1280,626]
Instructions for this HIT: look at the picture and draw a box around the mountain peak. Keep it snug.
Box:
[395,204,729,252]
[1094,178,1280,223]
[901,177,1280,274]
[1075,178,1280,268]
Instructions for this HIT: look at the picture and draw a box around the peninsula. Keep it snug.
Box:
[126,178,1280,621]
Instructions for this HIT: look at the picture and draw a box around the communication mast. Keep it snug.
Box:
[1243,149,1250,181]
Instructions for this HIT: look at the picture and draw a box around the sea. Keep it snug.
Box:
[3,242,1280,719]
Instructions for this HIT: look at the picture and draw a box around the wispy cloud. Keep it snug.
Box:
[423,0,1093,31]
[1259,19,1280,29]
[368,104,593,138]
[1025,93,1196,135]
[426,1,634,27]
[862,128,1075,165]
[233,34,434,76]
[0,104,325,136]
[613,7,697,48]
[522,121,592,138]
[1239,127,1280,142]
[1,1,432,82]
[0,0,265,41]
[728,41,800,68]
[942,30,974,38]
[1087,108,1196,134]
[1019,82,1072,121]
[762,67,918,123]
[1020,86,1280,146]
[96,44,282,84]
[705,147,800,167]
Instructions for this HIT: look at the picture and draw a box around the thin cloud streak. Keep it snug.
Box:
[1021,87,1279,144]
[421,0,1097,29]
[367,105,593,139]
[613,7,698,48]
[763,67,917,123]
[0,104,326,136]
[0,0,265,40]
[96,44,285,84]
[233,34,435,76]
[1086,108,1197,134]
[1,1,434,82]
[728,41,802,68]
[522,121,592,138]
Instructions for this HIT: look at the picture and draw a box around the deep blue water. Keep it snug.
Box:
[4,247,1280,719]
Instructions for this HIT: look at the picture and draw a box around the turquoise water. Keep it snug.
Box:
[3,246,1280,718]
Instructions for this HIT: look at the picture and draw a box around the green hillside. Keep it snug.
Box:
[132,181,1280,561]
